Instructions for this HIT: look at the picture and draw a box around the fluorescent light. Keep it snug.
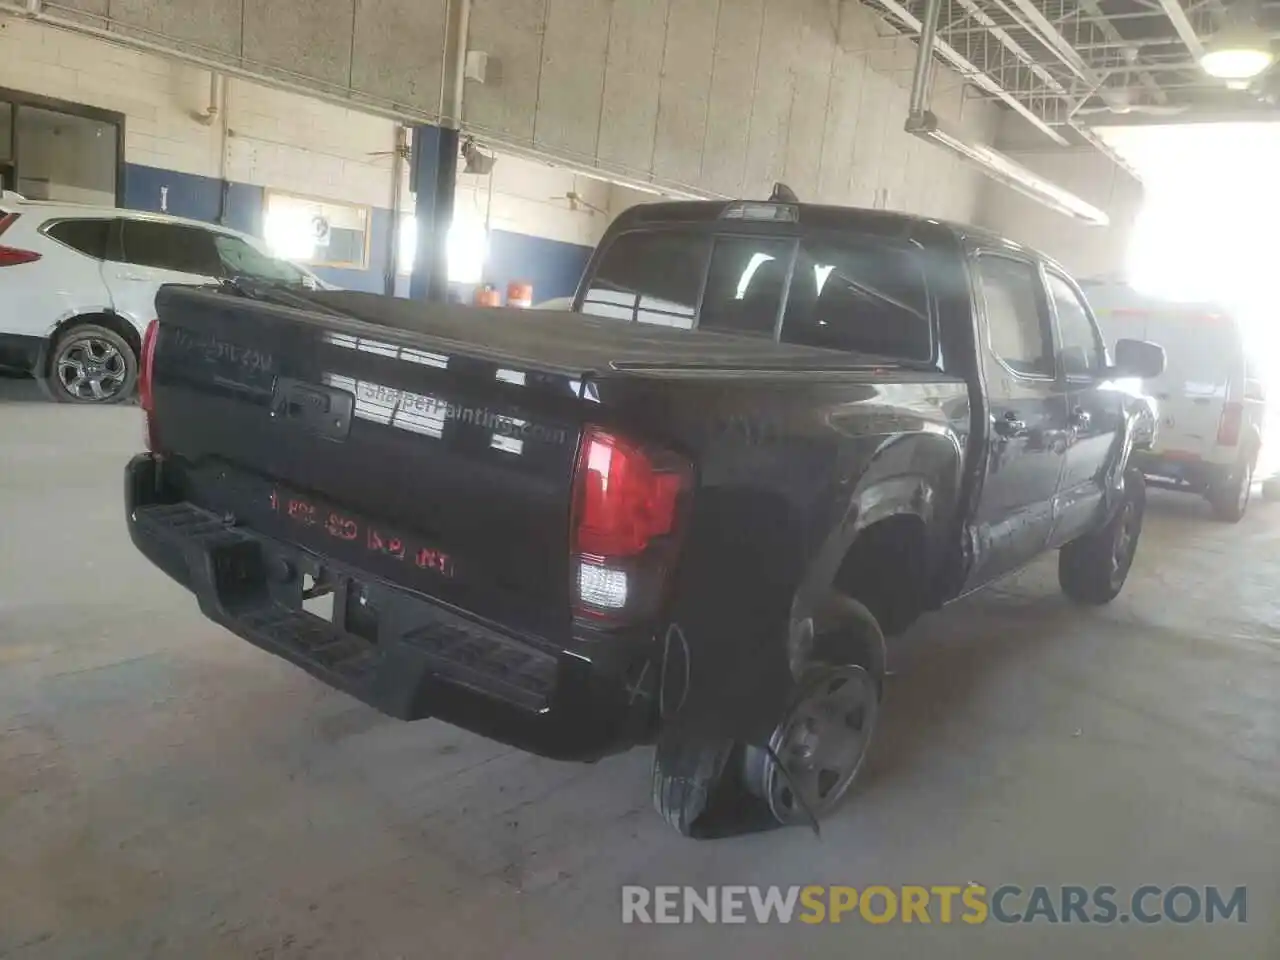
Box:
[906,111,1110,226]
[1200,46,1274,80]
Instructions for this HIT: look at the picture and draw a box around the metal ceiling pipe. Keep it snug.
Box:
[908,0,943,116]
[450,0,472,129]
[874,0,1069,143]
[904,0,1109,226]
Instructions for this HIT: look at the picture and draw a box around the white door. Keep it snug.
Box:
[102,218,222,331]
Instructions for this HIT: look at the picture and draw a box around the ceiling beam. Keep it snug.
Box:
[1001,0,1110,88]
[1074,0,1170,103]
[870,0,1070,143]
[1156,0,1207,59]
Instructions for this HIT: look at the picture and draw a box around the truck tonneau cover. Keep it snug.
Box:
[249,288,919,376]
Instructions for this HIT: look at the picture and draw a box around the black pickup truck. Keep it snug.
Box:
[125,200,1164,837]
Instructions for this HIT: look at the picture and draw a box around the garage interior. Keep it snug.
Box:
[1,0,1279,955]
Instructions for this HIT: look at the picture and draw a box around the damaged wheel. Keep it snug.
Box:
[742,663,879,826]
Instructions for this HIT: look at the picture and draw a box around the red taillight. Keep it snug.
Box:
[571,426,691,622]
[574,429,684,556]
[1217,401,1243,447]
[0,213,40,266]
[139,319,161,449]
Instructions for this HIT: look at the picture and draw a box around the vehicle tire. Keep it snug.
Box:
[48,323,137,404]
[1059,468,1145,605]
[1208,457,1253,523]
[651,733,735,838]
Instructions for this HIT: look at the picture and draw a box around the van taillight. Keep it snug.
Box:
[1217,401,1243,447]
[139,318,160,449]
[570,426,691,623]
[0,212,40,266]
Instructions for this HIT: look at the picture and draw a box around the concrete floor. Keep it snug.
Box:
[1,378,1277,959]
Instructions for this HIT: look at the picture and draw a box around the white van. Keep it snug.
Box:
[1082,280,1265,522]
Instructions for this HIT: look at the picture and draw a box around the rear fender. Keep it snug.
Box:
[793,432,963,627]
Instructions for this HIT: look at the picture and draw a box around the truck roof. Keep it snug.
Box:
[611,200,1052,266]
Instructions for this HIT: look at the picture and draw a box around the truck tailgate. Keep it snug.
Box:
[149,286,590,639]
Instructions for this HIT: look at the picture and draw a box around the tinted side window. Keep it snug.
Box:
[580,230,707,328]
[1046,272,1104,377]
[46,219,111,259]
[976,255,1053,378]
[782,237,931,359]
[121,221,220,276]
[699,237,794,337]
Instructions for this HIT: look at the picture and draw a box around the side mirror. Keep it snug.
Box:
[1113,338,1165,380]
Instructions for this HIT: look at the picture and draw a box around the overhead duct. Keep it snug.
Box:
[904,0,1110,226]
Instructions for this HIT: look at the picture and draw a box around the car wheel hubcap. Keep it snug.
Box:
[748,664,878,825]
[57,338,126,400]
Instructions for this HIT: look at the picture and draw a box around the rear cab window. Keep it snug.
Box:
[580,220,935,363]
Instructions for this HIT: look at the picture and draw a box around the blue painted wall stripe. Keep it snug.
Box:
[121,162,592,302]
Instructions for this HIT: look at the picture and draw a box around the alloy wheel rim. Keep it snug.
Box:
[57,338,127,401]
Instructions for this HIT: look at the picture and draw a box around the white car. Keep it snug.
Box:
[1084,279,1265,522]
[0,194,328,403]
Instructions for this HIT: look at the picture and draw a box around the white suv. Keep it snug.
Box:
[0,194,328,403]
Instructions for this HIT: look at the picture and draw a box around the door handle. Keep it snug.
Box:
[120,273,151,281]
[993,412,1026,438]
[1070,407,1092,429]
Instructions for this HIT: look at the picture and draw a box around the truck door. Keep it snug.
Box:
[965,250,1070,589]
[1044,269,1123,546]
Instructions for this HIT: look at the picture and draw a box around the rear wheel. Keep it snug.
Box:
[1059,468,1146,605]
[49,324,137,404]
[741,662,879,826]
[1209,457,1253,523]
[651,597,885,837]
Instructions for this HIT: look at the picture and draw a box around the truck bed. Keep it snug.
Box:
[288,288,926,376]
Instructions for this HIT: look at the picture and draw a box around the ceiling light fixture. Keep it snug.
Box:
[1200,6,1274,80]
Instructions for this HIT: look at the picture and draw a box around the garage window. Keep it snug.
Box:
[580,230,707,328]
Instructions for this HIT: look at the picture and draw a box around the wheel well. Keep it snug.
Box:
[831,514,928,637]
[45,313,141,375]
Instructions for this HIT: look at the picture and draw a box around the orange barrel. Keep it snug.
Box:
[507,281,533,308]
[474,285,501,307]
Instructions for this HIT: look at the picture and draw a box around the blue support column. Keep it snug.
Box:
[408,124,459,302]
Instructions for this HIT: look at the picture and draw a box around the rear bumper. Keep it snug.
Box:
[0,333,43,375]
[1132,451,1233,491]
[125,454,658,761]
